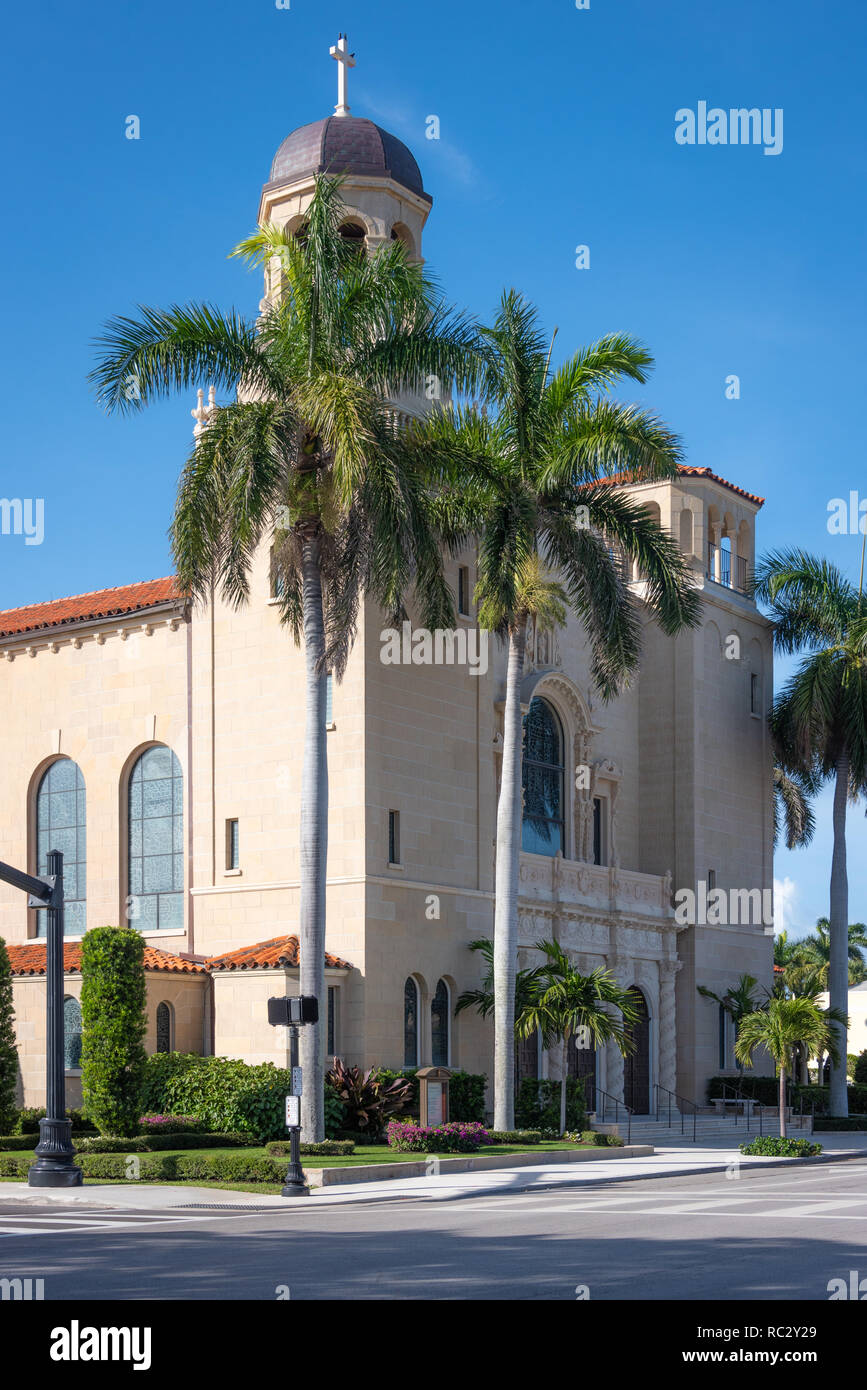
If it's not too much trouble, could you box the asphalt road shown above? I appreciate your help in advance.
[3,1160,867,1300]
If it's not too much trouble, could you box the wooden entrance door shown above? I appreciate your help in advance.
[623,987,650,1114]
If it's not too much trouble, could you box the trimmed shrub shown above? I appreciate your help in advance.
[266,1139,355,1157]
[80,926,147,1136]
[0,1154,31,1178]
[334,1129,388,1146]
[386,1120,490,1154]
[0,1134,38,1151]
[740,1136,822,1157]
[813,1116,867,1132]
[854,1052,867,1086]
[375,1068,487,1123]
[569,1130,625,1147]
[12,1107,95,1136]
[486,1130,542,1145]
[0,939,17,1133]
[515,1077,586,1134]
[141,1053,321,1142]
[74,1131,257,1153]
[707,1074,779,1106]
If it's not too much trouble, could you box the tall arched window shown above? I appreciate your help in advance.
[63,996,82,1070]
[36,760,86,937]
[404,977,419,1068]
[128,746,184,932]
[156,1001,173,1054]
[521,698,565,856]
[431,979,450,1066]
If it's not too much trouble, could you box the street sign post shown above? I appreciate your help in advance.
[268,995,318,1197]
[0,852,82,1187]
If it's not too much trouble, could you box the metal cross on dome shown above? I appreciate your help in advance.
[330,33,356,117]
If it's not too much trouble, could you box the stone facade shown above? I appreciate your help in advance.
[0,107,774,1115]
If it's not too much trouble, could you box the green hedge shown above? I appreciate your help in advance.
[75,1131,258,1153]
[374,1069,487,1123]
[266,1140,355,1157]
[486,1129,542,1145]
[0,938,17,1133]
[12,1107,95,1136]
[515,1078,586,1134]
[813,1116,867,1132]
[141,1053,305,1142]
[0,1151,290,1183]
[0,1134,38,1151]
[707,1076,867,1114]
[572,1130,625,1148]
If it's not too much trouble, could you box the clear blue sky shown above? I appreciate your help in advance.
[1,0,864,935]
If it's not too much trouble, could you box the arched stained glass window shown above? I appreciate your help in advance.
[63,996,82,1070]
[36,760,86,937]
[156,1002,172,1054]
[128,746,184,932]
[521,698,565,856]
[431,979,449,1067]
[404,977,419,1068]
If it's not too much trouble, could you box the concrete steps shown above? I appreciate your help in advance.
[591,1110,813,1144]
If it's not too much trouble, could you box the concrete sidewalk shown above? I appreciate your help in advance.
[3,1132,865,1211]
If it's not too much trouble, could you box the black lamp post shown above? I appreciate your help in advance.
[0,851,82,1187]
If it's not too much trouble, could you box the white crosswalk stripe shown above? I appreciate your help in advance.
[0,1211,219,1237]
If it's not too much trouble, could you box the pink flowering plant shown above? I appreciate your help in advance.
[138,1113,204,1134]
[387,1120,492,1154]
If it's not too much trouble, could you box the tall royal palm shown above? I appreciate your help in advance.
[754,550,867,1116]
[414,292,701,1128]
[90,178,480,1139]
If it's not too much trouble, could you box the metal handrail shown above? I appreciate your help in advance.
[716,1081,762,1133]
[584,1080,634,1146]
[654,1083,699,1143]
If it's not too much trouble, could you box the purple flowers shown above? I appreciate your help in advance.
[387,1120,492,1154]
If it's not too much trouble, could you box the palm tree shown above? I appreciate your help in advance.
[90,178,481,1139]
[792,918,867,991]
[754,550,867,1116]
[773,763,816,850]
[519,941,638,1135]
[697,975,768,1072]
[414,292,701,1127]
[735,996,844,1137]
[455,937,548,1081]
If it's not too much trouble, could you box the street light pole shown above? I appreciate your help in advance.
[27,850,82,1187]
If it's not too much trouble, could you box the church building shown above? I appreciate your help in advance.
[0,44,774,1118]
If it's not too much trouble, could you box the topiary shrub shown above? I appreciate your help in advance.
[80,926,147,1137]
[739,1136,822,1157]
[0,939,18,1133]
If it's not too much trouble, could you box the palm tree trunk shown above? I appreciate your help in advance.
[779,1064,787,1140]
[298,533,328,1142]
[493,623,526,1131]
[560,1037,569,1136]
[829,755,850,1118]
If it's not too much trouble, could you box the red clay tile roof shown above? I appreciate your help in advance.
[597,465,764,508]
[0,577,185,639]
[207,936,352,972]
[6,941,206,976]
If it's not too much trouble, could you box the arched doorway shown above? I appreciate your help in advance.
[623,987,651,1114]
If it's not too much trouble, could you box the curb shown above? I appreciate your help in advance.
[305,1143,654,1187]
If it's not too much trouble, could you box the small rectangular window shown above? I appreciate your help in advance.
[388,809,401,865]
[708,868,716,891]
[718,1004,727,1069]
[458,565,470,617]
[327,986,336,1056]
[593,798,604,866]
[325,672,333,725]
[226,819,239,871]
[750,672,760,715]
